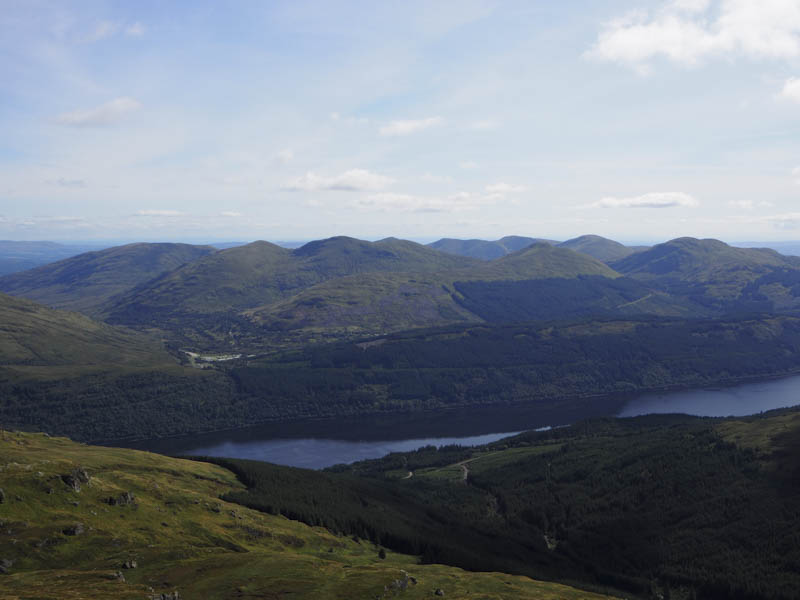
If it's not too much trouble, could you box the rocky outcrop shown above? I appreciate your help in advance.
[62,522,85,536]
[61,467,90,492]
[106,491,136,506]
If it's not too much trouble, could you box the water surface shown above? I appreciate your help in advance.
[125,375,800,469]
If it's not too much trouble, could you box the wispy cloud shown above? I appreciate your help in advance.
[135,209,184,217]
[47,178,86,188]
[485,182,526,194]
[57,97,142,127]
[125,22,145,36]
[587,192,698,209]
[587,0,800,73]
[274,149,294,164]
[352,191,502,213]
[379,116,443,136]
[780,78,800,103]
[283,169,394,192]
[220,211,243,217]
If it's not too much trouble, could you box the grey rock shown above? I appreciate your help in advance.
[0,488,4,503]
[122,559,138,569]
[435,589,445,596]
[0,559,13,574]
[106,491,136,506]
[63,522,85,536]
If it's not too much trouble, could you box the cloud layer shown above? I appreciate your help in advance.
[589,192,698,209]
[588,0,800,71]
[57,97,142,127]
[284,169,395,192]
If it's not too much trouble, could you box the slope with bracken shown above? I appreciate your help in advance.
[0,430,614,600]
[243,243,691,349]
[0,242,215,315]
[611,237,800,312]
[556,234,642,263]
[427,235,558,260]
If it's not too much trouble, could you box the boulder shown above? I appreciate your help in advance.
[63,523,85,536]
[0,559,13,574]
[0,488,4,503]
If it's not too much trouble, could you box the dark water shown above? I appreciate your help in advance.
[123,397,624,469]
[618,376,800,418]
[124,375,800,469]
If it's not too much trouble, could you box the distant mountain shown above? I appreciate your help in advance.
[612,237,800,311]
[103,237,480,335]
[557,234,640,263]
[0,242,216,315]
[243,244,643,347]
[0,240,107,276]
[428,236,558,260]
[0,292,173,369]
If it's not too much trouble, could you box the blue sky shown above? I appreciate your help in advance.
[2,0,800,243]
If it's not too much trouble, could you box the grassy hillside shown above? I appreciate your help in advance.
[557,234,639,263]
[103,237,479,326]
[428,236,558,260]
[0,292,173,369]
[0,431,613,600]
[0,240,104,276]
[0,242,215,315]
[218,409,800,600]
[611,238,800,311]
[241,243,625,349]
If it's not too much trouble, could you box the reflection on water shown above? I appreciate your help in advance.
[122,397,624,469]
[618,375,800,418]
[120,375,800,469]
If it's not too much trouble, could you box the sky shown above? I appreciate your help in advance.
[3,0,800,244]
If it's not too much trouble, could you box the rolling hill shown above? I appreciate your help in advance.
[241,243,632,347]
[0,431,611,600]
[611,237,800,311]
[0,240,106,276]
[0,242,215,315]
[428,235,559,260]
[556,234,641,263]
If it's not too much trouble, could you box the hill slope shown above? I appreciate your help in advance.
[103,237,479,324]
[557,234,639,263]
[428,235,558,260]
[0,431,612,600]
[611,237,800,311]
[242,243,626,347]
[0,240,106,276]
[0,292,173,369]
[0,242,215,315]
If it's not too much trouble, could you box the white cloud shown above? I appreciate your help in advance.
[352,191,502,213]
[780,78,800,102]
[57,97,142,127]
[86,21,119,42]
[220,211,243,217]
[793,166,800,183]
[135,209,184,217]
[125,22,145,36]
[729,199,774,210]
[469,119,499,131]
[459,161,478,169]
[274,149,294,164]
[420,173,454,184]
[47,178,86,188]
[485,182,526,194]
[283,169,394,192]
[379,116,443,136]
[588,0,800,71]
[588,192,698,209]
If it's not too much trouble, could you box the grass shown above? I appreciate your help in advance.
[0,430,617,600]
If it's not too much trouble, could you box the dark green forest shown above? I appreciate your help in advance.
[204,410,800,600]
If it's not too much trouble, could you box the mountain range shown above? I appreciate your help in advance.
[3,234,800,354]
